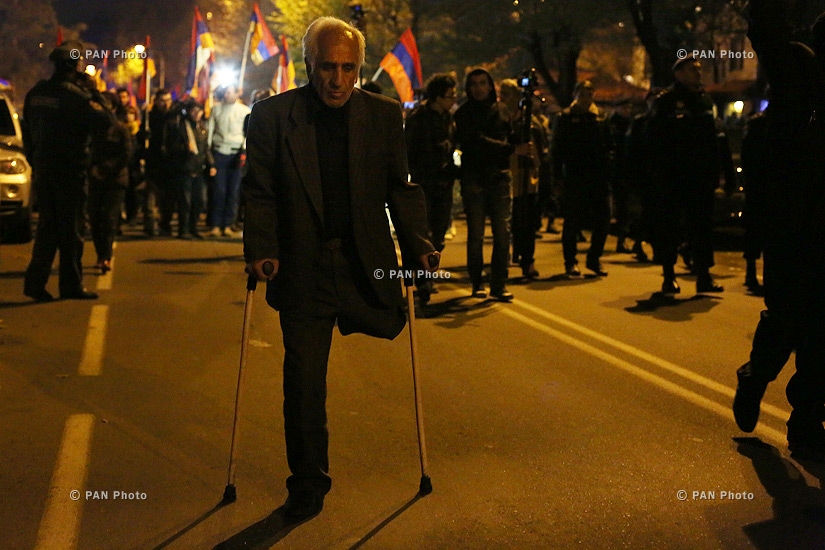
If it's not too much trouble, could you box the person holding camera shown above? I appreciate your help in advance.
[551,80,613,278]
[499,78,545,279]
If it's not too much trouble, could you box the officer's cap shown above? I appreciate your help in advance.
[672,55,700,72]
[49,40,85,64]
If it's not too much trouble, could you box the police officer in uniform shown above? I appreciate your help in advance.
[551,80,613,278]
[22,41,111,302]
[646,56,725,294]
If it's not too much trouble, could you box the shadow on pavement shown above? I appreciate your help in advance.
[622,292,722,321]
[347,494,423,549]
[151,502,225,549]
[734,437,825,549]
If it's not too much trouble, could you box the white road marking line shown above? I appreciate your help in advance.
[34,414,95,550]
[492,300,788,447]
[507,298,790,423]
[78,305,108,376]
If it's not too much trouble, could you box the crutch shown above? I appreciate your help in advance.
[404,253,439,496]
[223,261,274,504]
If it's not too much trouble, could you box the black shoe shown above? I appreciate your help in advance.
[490,288,514,302]
[732,362,768,433]
[661,278,681,294]
[788,412,825,463]
[472,285,487,299]
[565,264,582,279]
[60,289,99,300]
[616,240,632,253]
[24,289,55,303]
[696,275,724,293]
[281,492,324,523]
[522,264,539,279]
[586,260,608,277]
[632,242,650,262]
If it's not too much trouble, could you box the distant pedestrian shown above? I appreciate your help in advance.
[208,84,250,237]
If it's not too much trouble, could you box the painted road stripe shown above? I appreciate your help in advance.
[506,298,790,423]
[492,299,788,447]
[34,414,95,550]
[78,305,109,376]
[446,287,788,445]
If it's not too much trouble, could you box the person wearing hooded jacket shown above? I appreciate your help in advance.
[454,68,531,301]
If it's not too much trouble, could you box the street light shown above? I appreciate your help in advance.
[134,44,145,54]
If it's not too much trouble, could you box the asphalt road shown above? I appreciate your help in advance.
[1,220,824,549]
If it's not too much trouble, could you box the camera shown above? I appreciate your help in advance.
[518,69,537,90]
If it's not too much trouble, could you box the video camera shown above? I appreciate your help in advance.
[518,69,538,92]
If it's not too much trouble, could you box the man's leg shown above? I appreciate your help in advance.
[487,178,512,296]
[279,309,336,498]
[461,176,486,294]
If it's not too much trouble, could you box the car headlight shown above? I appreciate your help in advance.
[0,157,28,174]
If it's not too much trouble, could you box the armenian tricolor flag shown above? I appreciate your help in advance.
[378,28,423,103]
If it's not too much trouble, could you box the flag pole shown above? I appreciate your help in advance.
[239,21,254,97]
[371,67,384,81]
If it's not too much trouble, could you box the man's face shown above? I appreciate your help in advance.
[118,91,130,106]
[675,61,702,89]
[222,86,239,104]
[435,86,457,113]
[308,31,360,108]
[467,74,491,102]
[157,93,172,112]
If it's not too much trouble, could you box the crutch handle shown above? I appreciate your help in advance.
[246,261,276,291]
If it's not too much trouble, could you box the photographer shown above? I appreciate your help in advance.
[499,77,545,279]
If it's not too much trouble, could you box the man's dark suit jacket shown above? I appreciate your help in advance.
[243,84,433,312]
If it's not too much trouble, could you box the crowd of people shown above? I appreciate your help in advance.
[405,56,739,304]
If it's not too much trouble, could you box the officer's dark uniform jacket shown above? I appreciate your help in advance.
[90,120,133,188]
[551,103,612,187]
[23,73,110,176]
[748,2,825,238]
[404,100,456,186]
[647,82,720,191]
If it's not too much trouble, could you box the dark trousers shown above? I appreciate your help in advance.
[461,171,511,291]
[24,172,87,295]
[561,182,610,267]
[176,173,205,236]
[88,177,125,261]
[422,180,454,253]
[749,237,825,419]
[651,183,715,271]
[211,151,243,230]
[512,194,538,268]
[277,241,406,496]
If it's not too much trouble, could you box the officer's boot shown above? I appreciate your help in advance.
[745,259,762,292]
[661,263,680,294]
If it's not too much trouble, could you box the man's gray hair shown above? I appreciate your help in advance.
[302,16,366,69]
